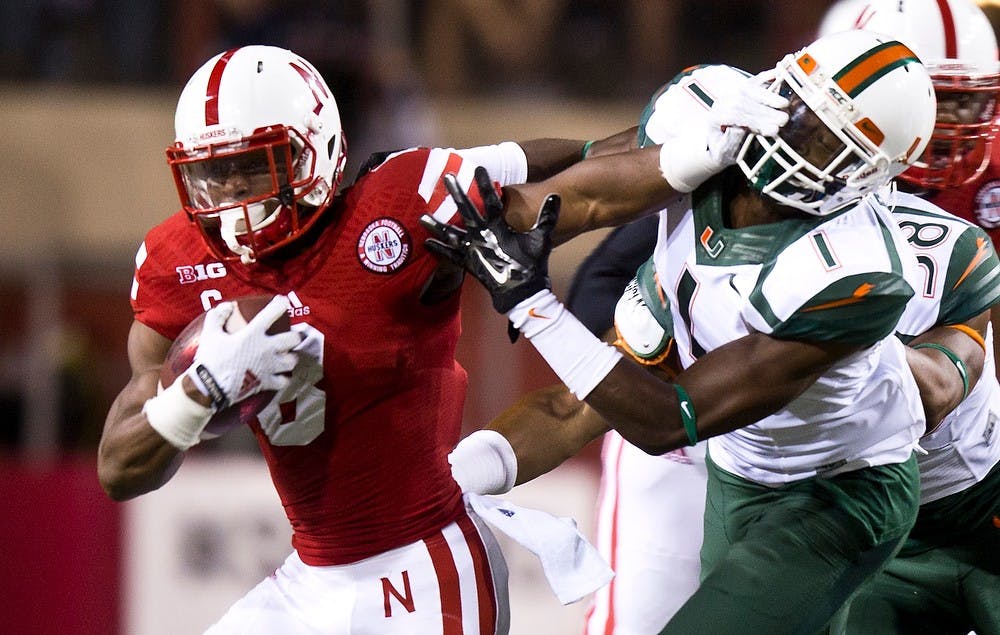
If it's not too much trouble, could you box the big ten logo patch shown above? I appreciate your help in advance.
[357,218,411,274]
[177,262,227,284]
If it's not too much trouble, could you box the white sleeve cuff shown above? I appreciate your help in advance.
[143,378,213,451]
[449,429,518,495]
[456,142,529,186]
[658,138,717,193]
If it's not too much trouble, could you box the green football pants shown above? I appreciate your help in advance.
[658,453,920,635]
[837,461,1000,635]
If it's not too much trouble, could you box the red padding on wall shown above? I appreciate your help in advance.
[0,453,122,635]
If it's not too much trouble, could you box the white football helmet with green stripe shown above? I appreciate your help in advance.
[737,29,936,215]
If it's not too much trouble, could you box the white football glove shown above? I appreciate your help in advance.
[187,295,301,410]
[660,69,789,193]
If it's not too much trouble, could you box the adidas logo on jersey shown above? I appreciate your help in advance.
[287,291,311,317]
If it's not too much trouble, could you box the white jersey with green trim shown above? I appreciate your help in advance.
[888,189,1000,503]
[651,188,925,486]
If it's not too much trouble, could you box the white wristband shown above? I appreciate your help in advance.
[449,429,518,495]
[143,377,214,451]
[658,137,719,193]
[508,290,622,399]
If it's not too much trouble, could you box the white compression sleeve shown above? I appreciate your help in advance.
[658,135,720,193]
[508,290,622,399]
[455,141,529,186]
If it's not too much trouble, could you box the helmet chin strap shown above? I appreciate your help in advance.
[219,210,257,264]
[218,201,281,264]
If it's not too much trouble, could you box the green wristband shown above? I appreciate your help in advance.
[674,383,698,446]
[913,342,970,400]
[581,140,595,160]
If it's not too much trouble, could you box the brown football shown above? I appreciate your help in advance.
[159,294,291,439]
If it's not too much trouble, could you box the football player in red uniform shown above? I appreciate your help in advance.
[96,45,602,634]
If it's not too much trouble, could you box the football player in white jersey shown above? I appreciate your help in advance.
[476,2,1000,633]
[569,2,1000,628]
[815,2,1000,633]
[426,29,963,634]
[829,188,1000,635]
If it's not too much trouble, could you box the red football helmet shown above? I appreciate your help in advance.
[821,0,1000,189]
[167,46,347,264]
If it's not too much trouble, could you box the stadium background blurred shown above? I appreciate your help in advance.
[0,2,875,632]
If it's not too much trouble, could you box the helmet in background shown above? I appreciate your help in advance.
[737,29,936,215]
[820,0,1000,189]
[816,0,873,38]
[167,46,347,263]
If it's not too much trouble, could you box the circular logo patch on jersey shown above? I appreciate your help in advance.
[974,179,1000,229]
[357,217,411,273]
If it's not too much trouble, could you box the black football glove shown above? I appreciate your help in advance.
[421,166,560,314]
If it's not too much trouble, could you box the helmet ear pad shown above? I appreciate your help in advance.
[168,46,346,262]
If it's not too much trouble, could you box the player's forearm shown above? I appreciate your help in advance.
[519,138,593,181]
[98,392,183,500]
[585,126,640,158]
[489,384,609,484]
[584,332,847,455]
[519,127,641,183]
[583,359,691,455]
[504,145,672,246]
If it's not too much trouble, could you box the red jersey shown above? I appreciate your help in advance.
[132,147,496,565]
[924,150,1000,249]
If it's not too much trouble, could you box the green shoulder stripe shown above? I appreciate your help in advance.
[637,65,709,148]
[635,257,674,333]
[772,272,913,344]
[939,225,1000,324]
